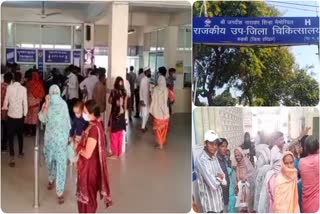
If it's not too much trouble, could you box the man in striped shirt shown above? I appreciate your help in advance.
[196,130,227,213]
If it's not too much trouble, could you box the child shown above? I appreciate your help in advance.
[68,100,88,164]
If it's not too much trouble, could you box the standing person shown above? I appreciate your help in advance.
[64,67,79,119]
[2,72,28,167]
[38,85,70,204]
[241,132,255,166]
[195,130,227,213]
[24,72,45,136]
[108,77,127,159]
[139,67,151,133]
[157,66,167,84]
[149,76,169,150]
[217,138,230,213]
[128,66,136,121]
[93,72,107,124]
[234,147,255,213]
[166,68,176,115]
[134,68,144,118]
[80,68,98,101]
[225,148,236,213]
[1,72,13,151]
[76,100,112,213]
[273,151,299,213]
[299,135,319,213]
[125,73,132,122]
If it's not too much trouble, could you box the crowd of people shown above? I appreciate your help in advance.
[1,62,177,212]
[195,129,319,213]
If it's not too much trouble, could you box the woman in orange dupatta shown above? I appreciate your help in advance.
[273,151,299,213]
[25,71,45,136]
[150,76,169,150]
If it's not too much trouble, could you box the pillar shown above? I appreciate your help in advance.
[83,23,94,75]
[107,1,129,87]
[105,2,129,154]
[163,26,178,69]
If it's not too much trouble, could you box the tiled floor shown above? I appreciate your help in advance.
[1,113,191,213]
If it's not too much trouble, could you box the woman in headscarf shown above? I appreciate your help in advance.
[241,132,255,166]
[75,100,112,213]
[108,76,127,159]
[38,85,70,204]
[273,151,299,213]
[234,147,255,212]
[254,143,271,212]
[25,71,45,136]
[149,76,170,150]
[299,135,319,213]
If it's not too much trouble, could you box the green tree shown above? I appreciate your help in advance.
[212,89,237,106]
[193,1,319,106]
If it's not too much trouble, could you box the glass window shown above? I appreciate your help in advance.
[73,25,82,49]
[15,23,40,46]
[42,25,71,45]
[6,22,15,47]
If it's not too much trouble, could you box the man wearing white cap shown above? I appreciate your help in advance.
[139,67,151,132]
[195,130,227,213]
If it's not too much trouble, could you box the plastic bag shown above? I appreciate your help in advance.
[235,180,250,208]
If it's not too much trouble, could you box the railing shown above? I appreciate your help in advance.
[33,121,40,208]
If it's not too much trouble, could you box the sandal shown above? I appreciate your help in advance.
[57,196,64,204]
[47,181,54,190]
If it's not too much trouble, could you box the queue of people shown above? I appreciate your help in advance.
[1,62,177,212]
[195,129,319,213]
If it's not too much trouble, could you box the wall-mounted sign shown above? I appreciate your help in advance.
[6,48,15,64]
[193,17,319,45]
[45,50,71,63]
[73,50,81,67]
[84,48,94,66]
[16,49,36,63]
[37,49,44,74]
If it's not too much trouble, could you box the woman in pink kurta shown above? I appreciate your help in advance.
[299,135,319,213]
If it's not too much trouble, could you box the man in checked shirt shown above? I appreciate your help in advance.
[196,130,227,213]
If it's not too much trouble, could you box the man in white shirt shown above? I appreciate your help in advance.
[139,67,151,132]
[2,72,28,167]
[196,130,227,213]
[79,68,99,101]
[134,68,144,118]
[64,67,79,118]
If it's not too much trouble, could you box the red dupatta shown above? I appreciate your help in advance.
[26,72,45,99]
[76,120,112,208]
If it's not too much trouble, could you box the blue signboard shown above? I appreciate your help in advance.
[37,49,44,74]
[6,48,15,64]
[193,17,320,45]
[73,50,81,67]
[45,50,71,63]
[16,49,36,63]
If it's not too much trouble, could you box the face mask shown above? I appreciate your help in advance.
[82,112,90,121]
[50,94,60,104]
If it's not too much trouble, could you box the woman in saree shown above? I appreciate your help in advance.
[234,147,255,212]
[273,151,299,213]
[25,71,45,136]
[76,100,112,213]
[149,76,169,150]
[38,85,70,204]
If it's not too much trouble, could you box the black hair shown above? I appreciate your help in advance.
[300,135,309,158]
[14,72,22,82]
[4,72,13,84]
[169,68,176,73]
[305,135,319,155]
[73,99,84,110]
[242,132,251,149]
[138,68,143,75]
[99,72,106,81]
[218,138,229,147]
[130,66,134,72]
[158,66,167,76]
[114,76,124,90]
[85,100,101,118]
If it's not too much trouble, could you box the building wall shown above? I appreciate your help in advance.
[193,108,244,157]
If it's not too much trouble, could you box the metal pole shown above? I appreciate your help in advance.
[33,121,40,208]
[193,76,198,104]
